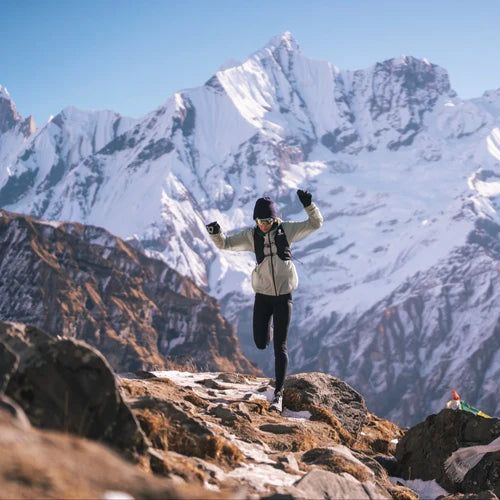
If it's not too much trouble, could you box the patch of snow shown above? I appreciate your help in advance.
[37,219,63,228]
[151,370,312,424]
[390,478,449,499]
[282,409,312,420]
[104,492,134,500]
[228,462,302,491]
[204,481,220,491]
[486,127,500,160]
[227,433,275,464]
[0,85,10,99]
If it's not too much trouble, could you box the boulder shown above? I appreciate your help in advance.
[4,333,148,461]
[462,450,500,498]
[0,322,53,403]
[293,468,391,499]
[209,404,239,423]
[395,409,500,494]
[284,372,367,436]
[0,321,52,361]
[445,440,500,498]
[302,446,375,483]
[303,446,370,467]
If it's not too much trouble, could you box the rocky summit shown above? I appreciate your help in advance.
[0,209,258,375]
[1,318,499,499]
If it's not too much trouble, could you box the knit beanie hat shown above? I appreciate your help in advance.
[253,197,277,219]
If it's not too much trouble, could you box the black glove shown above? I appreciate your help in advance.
[297,189,312,207]
[206,221,221,235]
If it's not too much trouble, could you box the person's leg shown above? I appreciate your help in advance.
[253,293,273,350]
[272,293,292,395]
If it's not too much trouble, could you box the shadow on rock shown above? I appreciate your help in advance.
[284,372,367,437]
[0,321,148,461]
[395,408,500,497]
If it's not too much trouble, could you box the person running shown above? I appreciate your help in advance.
[206,189,323,412]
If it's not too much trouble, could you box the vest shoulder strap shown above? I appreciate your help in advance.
[253,224,291,263]
[254,228,265,264]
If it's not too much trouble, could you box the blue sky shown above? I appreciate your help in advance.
[2,0,499,126]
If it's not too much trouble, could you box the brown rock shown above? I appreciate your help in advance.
[209,404,240,423]
[260,423,303,434]
[293,468,391,499]
[131,396,243,466]
[284,372,367,436]
[121,374,410,496]
[216,373,250,384]
[354,412,404,457]
[0,410,218,499]
[302,446,373,482]
[4,334,148,461]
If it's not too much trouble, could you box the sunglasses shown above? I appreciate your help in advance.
[256,217,274,225]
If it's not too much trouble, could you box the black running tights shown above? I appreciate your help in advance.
[253,292,292,394]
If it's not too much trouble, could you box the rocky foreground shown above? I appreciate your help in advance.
[0,320,499,499]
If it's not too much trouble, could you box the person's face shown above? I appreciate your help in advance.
[256,217,275,233]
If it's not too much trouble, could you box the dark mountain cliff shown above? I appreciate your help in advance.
[0,209,259,374]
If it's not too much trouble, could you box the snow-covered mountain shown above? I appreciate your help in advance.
[1,32,499,425]
[0,86,36,189]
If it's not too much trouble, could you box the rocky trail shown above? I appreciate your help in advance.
[0,320,498,499]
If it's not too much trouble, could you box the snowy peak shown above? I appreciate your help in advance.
[50,105,125,131]
[0,85,11,100]
[0,85,36,138]
[246,31,302,65]
[332,55,454,151]
[217,58,241,72]
[477,88,500,115]
[265,30,301,54]
[371,55,452,96]
[0,87,22,134]
[0,105,136,216]
[209,38,454,155]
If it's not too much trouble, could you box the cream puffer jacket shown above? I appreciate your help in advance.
[209,203,323,296]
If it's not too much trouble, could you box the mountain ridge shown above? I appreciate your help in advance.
[0,208,259,375]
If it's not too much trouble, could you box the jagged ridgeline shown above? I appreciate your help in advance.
[0,209,259,374]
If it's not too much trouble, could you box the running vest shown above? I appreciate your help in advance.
[254,224,291,264]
